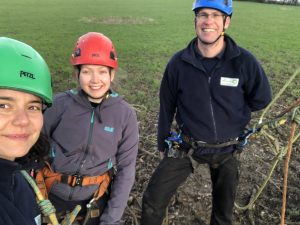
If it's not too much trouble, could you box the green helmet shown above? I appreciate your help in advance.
[0,37,52,106]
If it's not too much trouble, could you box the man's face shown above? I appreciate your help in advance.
[195,8,230,45]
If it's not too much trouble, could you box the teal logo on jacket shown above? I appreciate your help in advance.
[104,126,114,133]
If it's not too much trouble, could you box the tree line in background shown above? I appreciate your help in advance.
[237,0,299,5]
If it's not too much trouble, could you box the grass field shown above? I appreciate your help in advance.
[1,1,299,224]
[1,0,299,110]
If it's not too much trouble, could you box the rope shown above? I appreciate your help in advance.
[234,130,300,211]
[38,199,56,217]
[235,67,300,211]
[20,170,60,225]
[21,170,82,225]
[61,205,82,225]
[258,67,300,124]
[280,121,297,225]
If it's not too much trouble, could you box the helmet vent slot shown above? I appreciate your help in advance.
[21,54,32,59]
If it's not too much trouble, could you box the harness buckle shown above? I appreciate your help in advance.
[72,174,83,186]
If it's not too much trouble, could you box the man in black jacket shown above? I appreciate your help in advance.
[141,0,271,224]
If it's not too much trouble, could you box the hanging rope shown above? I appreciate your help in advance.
[21,170,60,225]
[280,121,297,225]
[234,119,300,211]
[21,170,81,225]
[258,67,300,124]
[235,67,300,211]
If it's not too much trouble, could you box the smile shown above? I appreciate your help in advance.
[202,28,215,32]
[89,86,102,90]
[4,134,30,141]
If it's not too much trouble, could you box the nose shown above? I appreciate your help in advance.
[12,109,30,126]
[90,72,100,83]
[203,15,215,23]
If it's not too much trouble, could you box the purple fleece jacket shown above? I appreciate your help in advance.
[43,89,139,225]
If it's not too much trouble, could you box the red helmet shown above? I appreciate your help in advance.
[71,32,118,68]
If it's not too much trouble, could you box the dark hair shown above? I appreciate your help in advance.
[15,133,50,170]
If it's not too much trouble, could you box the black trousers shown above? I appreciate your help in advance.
[141,152,239,225]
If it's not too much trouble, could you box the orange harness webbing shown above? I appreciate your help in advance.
[35,163,111,200]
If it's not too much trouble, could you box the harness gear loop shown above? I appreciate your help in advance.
[82,198,97,225]
[186,148,199,170]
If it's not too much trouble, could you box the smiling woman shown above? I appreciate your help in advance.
[0,37,53,225]
[0,90,43,161]
[41,32,139,225]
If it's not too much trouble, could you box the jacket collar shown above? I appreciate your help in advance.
[0,158,21,185]
[181,34,241,70]
[66,88,123,123]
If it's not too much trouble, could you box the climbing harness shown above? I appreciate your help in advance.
[182,134,239,149]
[164,105,297,170]
[32,162,113,225]
[164,130,239,170]
[165,130,242,159]
[35,162,112,201]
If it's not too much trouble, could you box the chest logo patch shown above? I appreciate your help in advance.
[104,126,114,133]
[220,77,239,87]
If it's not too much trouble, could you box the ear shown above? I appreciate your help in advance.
[73,66,80,79]
[110,69,115,82]
[224,16,231,30]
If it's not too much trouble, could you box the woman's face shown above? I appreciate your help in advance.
[0,89,43,161]
[79,65,115,103]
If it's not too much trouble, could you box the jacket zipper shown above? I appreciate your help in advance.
[68,109,95,200]
[208,76,218,141]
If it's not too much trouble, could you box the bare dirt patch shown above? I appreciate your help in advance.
[79,16,155,25]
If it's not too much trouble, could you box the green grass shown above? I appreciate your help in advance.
[0,0,299,108]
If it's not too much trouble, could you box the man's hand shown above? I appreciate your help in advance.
[159,151,165,159]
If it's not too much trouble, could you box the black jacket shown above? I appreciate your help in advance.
[0,159,40,225]
[158,35,272,151]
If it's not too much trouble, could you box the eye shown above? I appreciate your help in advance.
[98,68,110,75]
[212,13,223,18]
[99,70,108,75]
[0,103,9,109]
[81,69,91,75]
[28,104,42,111]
